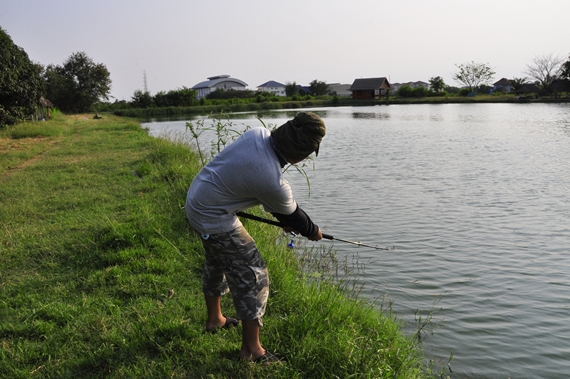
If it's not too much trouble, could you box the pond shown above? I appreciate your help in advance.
[143,103,570,378]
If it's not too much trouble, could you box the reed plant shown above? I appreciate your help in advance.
[0,114,433,378]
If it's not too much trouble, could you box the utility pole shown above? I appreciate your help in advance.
[143,70,148,93]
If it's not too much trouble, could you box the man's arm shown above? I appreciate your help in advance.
[271,205,322,241]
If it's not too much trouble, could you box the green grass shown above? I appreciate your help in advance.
[0,114,431,378]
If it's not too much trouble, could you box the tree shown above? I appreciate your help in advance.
[524,53,564,91]
[429,76,446,92]
[477,84,493,94]
[309,79,329,96]
[444,86,460,94]
[285,82,298,97]
[171,86,197,106]
[131,90,152,108]
[153,87,198,106]
[44,51,111,113]
[560,53,570,80]
[452,61,495,93]
[396,85,413,97]
[0,27,43,127]
[206,88,253,100]
[510,77,528,92]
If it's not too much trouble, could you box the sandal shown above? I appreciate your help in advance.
[253,351,283,365]
[206,316,239,332]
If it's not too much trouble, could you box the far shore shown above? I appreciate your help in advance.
[109,94,570,120]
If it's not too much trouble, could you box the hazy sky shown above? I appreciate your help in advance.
[2,0,569,101]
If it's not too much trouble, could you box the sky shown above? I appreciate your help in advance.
[2,0,569,101]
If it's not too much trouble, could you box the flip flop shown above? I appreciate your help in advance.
[253,351,283,365]
[206,316,239,332]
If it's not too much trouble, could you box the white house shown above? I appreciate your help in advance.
[191,75,248,99]
[257,81,286,96]
[390,81,429,94]
[327,83,352,96]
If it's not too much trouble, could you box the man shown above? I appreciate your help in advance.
[185,112,326,363]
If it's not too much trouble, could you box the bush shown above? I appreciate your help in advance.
[397,85,413,97]
[412,86,428,97]
[397,85,428,98]
[459,88,471,96]
[206,88,255,100]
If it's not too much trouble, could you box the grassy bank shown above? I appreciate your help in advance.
[0,114,432,378]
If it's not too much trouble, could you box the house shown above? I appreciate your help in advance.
[493,78,512,93]
[191,75,248,99]
[515,83,540,99]
[257,81,286,96]
[390,81,428,94]
[349,77,391,99]
[409,81,429,89]
[548,79,570,97]
[327,83,352,96]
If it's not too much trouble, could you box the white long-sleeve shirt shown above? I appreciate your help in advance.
[185,127,298,234]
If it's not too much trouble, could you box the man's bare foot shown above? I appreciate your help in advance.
[206,316,239,332]
[239,347,266,361]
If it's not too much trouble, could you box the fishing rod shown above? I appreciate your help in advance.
[236,212,394,251]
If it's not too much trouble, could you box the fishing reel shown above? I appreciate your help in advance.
[286,231,298,249]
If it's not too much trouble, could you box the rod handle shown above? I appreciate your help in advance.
[322,233,334,240]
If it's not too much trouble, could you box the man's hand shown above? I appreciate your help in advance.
[282,226,296,234]
[307,228,323,241]
[282,226,322,241]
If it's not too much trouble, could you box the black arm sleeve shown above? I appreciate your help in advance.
[271,205,319,238]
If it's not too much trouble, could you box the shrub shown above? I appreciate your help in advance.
[397,85,413,97]
[412,86,428,97]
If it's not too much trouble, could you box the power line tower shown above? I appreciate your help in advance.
[143,70,148,93]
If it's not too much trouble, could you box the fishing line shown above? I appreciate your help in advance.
[236,212,394,251]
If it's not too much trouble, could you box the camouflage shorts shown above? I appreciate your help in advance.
[199,225,270,322]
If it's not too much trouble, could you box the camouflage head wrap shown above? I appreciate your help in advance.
[271,112,326,161]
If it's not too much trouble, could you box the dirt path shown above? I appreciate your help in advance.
[0,137,62,179]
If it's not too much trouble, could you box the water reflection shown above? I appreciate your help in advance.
[351,111,390,119]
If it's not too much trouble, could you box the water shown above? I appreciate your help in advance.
[143,103,570,378]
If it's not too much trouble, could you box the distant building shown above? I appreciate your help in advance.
[257,80,286,96]
[409,81,429,89]
[349,77,391,99]
[516,83,540,97]
[391,81,429,94]
[192,75,248,99]
[327,83,352,96]
[547,79,570,97]
[493,78,512,93]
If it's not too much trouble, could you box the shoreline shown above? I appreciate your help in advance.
[0,114,435,378]
[111,95,570,120]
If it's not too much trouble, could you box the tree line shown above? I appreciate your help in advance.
[1,27,113,127]
[122,79,331,111]
[398,56,570,98]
